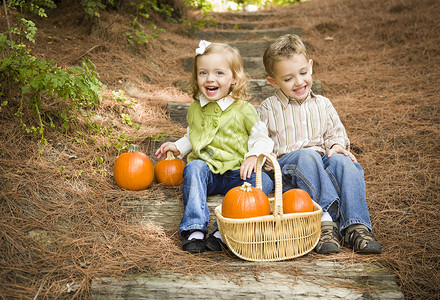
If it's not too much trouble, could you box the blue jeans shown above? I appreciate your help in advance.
[180,159,274,236]
[278,149,372,236]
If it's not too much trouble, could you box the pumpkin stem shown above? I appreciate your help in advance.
[166,151,176,160]
[239,182,253,192]
[128,144,140,153]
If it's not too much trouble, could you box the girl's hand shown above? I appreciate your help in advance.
[240,155,257,180]
[155,142,180,160]
[328,144,357,163]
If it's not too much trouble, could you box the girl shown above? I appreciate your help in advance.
[155,40,274,253]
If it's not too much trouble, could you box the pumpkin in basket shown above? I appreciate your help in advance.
[282,189,313,213]
[113,144,154,191]
[154,151,186,186]
[222,182,270,219]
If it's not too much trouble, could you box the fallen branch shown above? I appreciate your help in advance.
[73,45,102,63]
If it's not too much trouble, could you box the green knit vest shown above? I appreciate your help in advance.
[186,100,259,174]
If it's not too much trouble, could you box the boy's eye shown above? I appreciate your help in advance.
[284,78,292,82]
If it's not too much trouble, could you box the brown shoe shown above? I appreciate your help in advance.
[345,225,382,254]
[314,221,341,254]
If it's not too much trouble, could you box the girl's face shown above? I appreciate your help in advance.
[267,54,313,103]
[196,53,236,101]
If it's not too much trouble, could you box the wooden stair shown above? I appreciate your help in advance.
[92,260,403,299]
[94,194,403,299]
[90,10,404,299]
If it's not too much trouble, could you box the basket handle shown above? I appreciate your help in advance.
[255,153,283,217]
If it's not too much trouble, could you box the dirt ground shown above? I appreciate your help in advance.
[1,0,439,299]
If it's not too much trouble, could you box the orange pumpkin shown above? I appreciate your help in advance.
[113,144,154,191]
[282,189,314,214]
[154,151,186,186]
[222,182,270,219]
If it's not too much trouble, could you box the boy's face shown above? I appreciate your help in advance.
[267,54,313,103]
[196,53,236,102]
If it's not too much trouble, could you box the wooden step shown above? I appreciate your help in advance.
[184,40,271,60]
[91,260,404,299]
[192,27,302,41]
[169,80,323,127]
[183,39,309,63]
[209,12,279,21]
[213,22,258,30]
[97,194,404,300]
[123,194,223,233]
[228,40,271,57]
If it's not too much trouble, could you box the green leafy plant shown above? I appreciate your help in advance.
[125,18,165,46]
[137,0,174,21]
[1,1,107,154]
[80,0,108,18]
[184,0,214,12]
[180,15,216,35]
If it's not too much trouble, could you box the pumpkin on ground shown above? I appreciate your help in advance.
[154,151,186,186]
[113,144,154,191]
[282,189,314,214]
[222,182,270,219]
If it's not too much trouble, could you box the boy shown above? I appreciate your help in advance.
[257,34,381,254]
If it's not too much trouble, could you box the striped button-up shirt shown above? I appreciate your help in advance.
[257,89,350,157]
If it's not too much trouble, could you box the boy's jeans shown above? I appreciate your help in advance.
[180,159,274,236]
[278,149,372,236]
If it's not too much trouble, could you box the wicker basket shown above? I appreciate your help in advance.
[214,153,322,262]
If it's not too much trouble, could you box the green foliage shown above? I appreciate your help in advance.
[270,0,302,5]
[1,33,105,153]
[184,0,213,12]
[125,18,165,46]
[2,0,110,154]
[180,14,216,35]
[1,0,151,156]
[137,0,174,22]
[6,0,57,16]
[80,0,109,18]
[79,0,175,21]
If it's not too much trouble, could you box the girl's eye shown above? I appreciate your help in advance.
[216,71,224,75]
[199,71,207,76]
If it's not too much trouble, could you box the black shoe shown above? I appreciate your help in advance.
[205,232,226,251]
[182,237,206,253]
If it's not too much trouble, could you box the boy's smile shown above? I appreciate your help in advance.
[197,53,236,101]
[267,54,313,103]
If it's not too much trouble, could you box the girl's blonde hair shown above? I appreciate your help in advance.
[263,34,308,78]
[188,42,251,101]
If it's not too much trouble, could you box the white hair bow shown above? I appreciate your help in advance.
[195,40,211,55]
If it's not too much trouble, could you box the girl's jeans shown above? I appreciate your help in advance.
[278,149,372,236]
[180,159,274,236]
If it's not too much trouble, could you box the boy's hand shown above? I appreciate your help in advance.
[328,144,357,163]
[155,142,180,160]
[240,155,257,180]
[263,153,278,172]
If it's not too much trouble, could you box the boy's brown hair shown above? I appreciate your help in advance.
[188,42,251,101]
[263,34,308,78]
